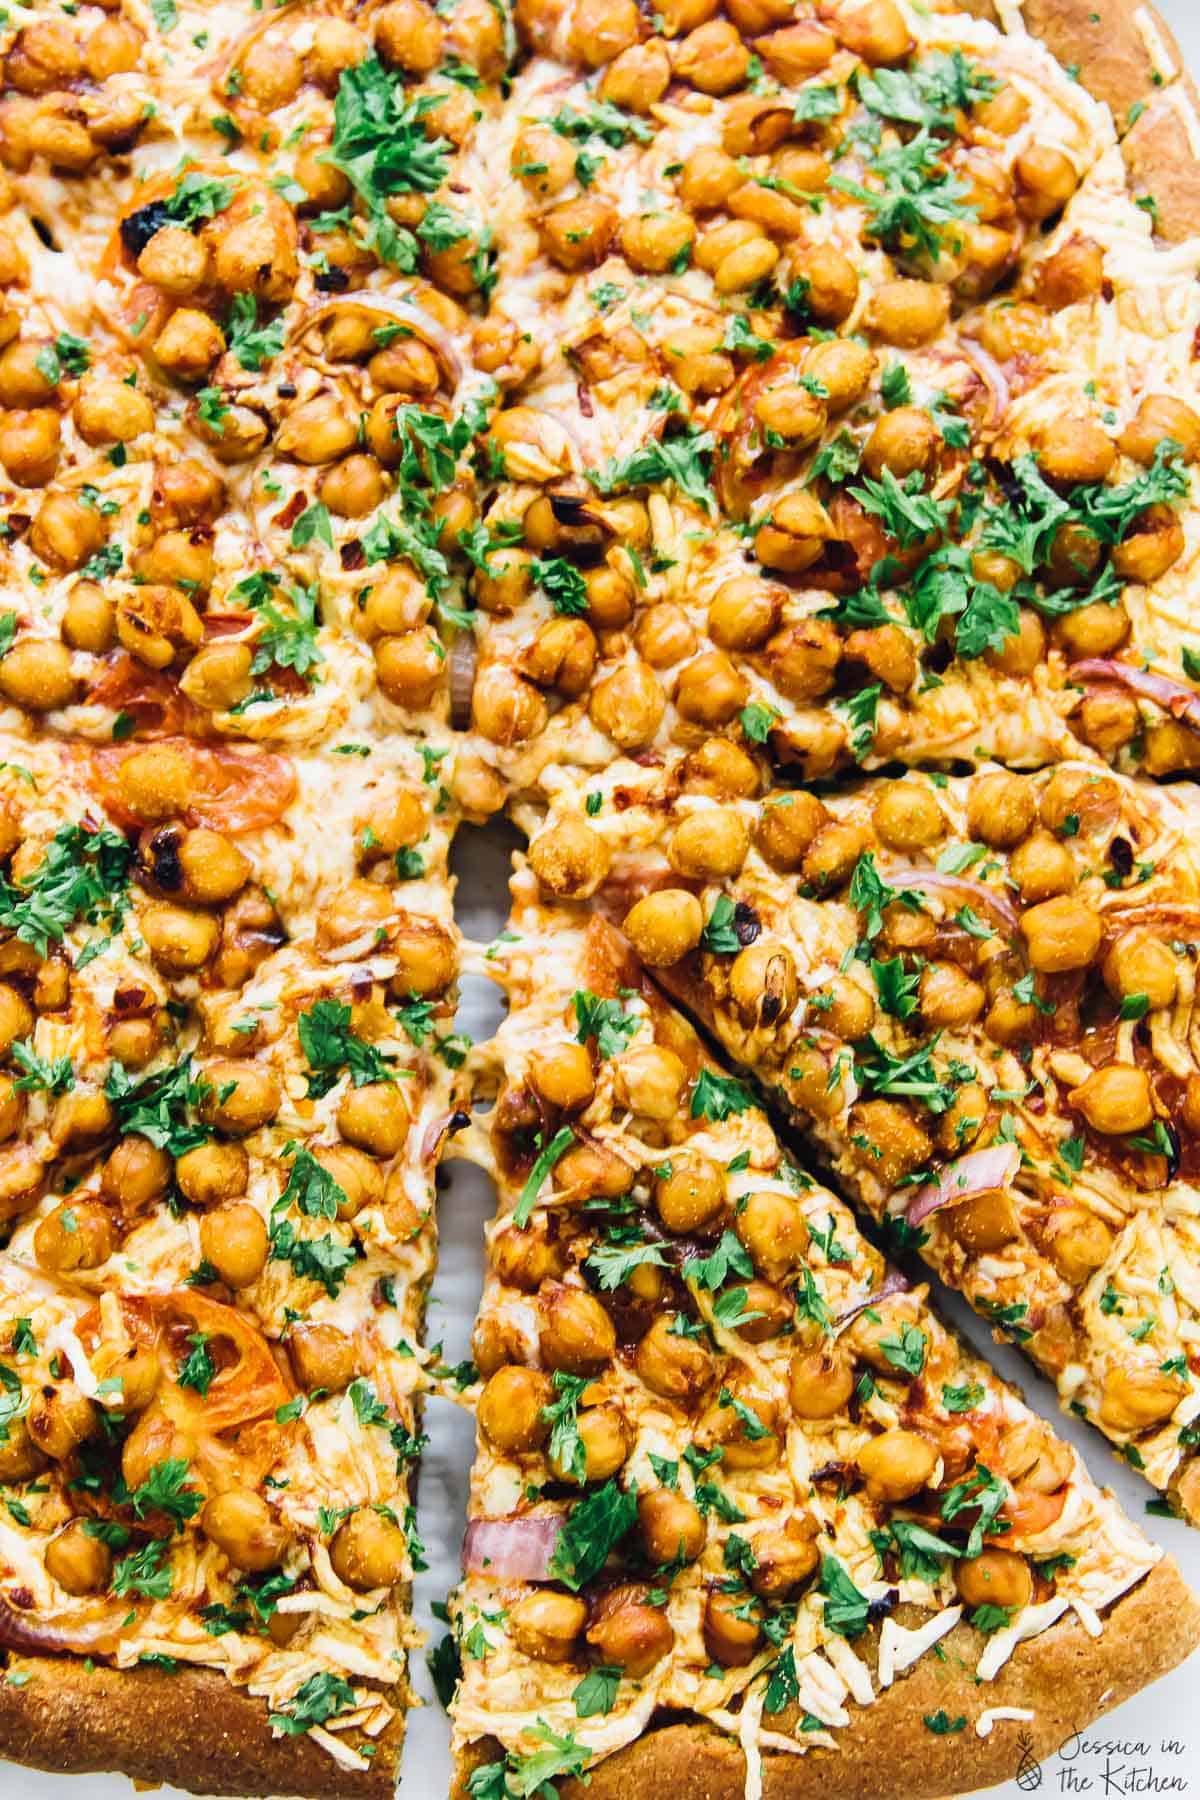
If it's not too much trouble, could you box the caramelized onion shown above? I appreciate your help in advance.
[906,1144,1022,1228]
[1069,660,1200,730]
[462,1515,561,1581]
[0,1596,122,1656]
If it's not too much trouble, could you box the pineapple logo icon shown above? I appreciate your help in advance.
[1015,1732,1043,1792]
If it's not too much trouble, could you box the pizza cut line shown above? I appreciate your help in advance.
[0,0,1197,1792]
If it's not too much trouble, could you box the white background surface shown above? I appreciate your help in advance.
[17,5,1200,1792]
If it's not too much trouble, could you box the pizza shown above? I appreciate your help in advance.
[520,749,1200,1515]
[448,875,1198,1799]
[0,0,1198,1791]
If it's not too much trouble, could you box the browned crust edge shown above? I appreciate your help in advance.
[0,1655,405,1800]
[1120,68,1200,240]
[454,1559,1199,1800]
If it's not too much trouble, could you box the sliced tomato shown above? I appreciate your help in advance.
[86,654,200,739]
[91,739,296,835]
[144,1289,291,1434]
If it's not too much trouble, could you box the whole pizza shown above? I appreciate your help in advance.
[0,0,1199,1795]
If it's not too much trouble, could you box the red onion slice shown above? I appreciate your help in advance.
[884,866,1020,934]
[906,1144,1022,1228]
[957,338,1011,428]
[462,1515,562,1582]
[0,1596,123,1655]
[448,633,477,730]
[835,1268,910,1330]
[1069,660,1200,730]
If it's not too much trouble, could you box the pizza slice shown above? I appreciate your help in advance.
[445,870,1198,1800]
[0,731,465,1795]
[519,747,1200,1517]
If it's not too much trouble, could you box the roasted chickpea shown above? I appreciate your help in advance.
[528,1043,595,1112]
[330,1506,409,1590]
[634,1313,713,1403]
[43,1517,111,1595]
[555,1402,630,1482]
[1040,1205,1114,1286]
[0,1415,44,1481]
[1038,416,1115,486]
[0,407,61,486]
[623,889,703,966]
[0,983,31,1059]
[919,961,985,1029]
[957,1548,1032,1613]
[1014,145,1079,221]
[1120,394,1200,466]
[175,1140,248,1208]
[180,641,253,713]
[1020,896,1102,973]
[638,1487,707,1564]
[729,939,798,1029]
[589,659,665,750]
[337,1081,409,1157]
[783,241,858,325]
[750,1514,820,1598]
[197,1060,280,1137]
[240,34,303,106]
[668,808,749,880]
[477,1365,552,1452]
[74,374,154,445]
[27,1382,96,1460]
[1069,1063,1154,1135]
[202,1488,288,1572]
[539,1283,615,1375]
[755,495,834,576]
[869,280,950,347]
[733,1190,806,1284]
[788,1345,854,1418]
[847,1099,932,1186]
[1103,930,1177,1011]
[857,1427,938,1501]
[1034,235,1104,311]
[655,1154,725,1233]
[1009,831,1074,903]
[0,638,77,710]
[703,1587,762,1667]
[527,816,611,900]
[803,821,870,891]
[967,772,1034,849]
[289,1322,357,1392]
[199,1202,268,1287]
[613,1044,687,1120]
[601,38,670,110]
[509,1591,587,1661]
[754,790,827,871]
[35,1199,115,1273]
[863,407,938,480]
[872,782,943,851]
[1099,1361,1186,1431]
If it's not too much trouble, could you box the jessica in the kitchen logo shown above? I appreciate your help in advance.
[1047,1730,1192,1794]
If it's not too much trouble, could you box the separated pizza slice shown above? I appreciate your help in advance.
[519,747,1200,1519]
[0,733,467,1796]
[446,869,1198,1800]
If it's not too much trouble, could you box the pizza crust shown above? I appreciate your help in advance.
[0,1657,404,1800]
[454,1560,1199,1800]
[1121,70,1200,236]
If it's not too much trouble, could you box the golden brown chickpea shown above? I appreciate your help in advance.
[601,39,671,111]
[1020,896,1102,974]
[176,829,250,906]
[685,739,760,800]
[1014,145,1079,221]
[0,637,74,713]
[289,1322,357,1392]
[1034,235,1104,311]
[48,1089,113,1152]
[633,602,695,671]
[613,1044,687,1121]
[1039,416,1116,486]
[107,1017,160,1070]
[198,1060,280,1137]
[320,454,388,518]
[35,1199,115,1274]
[307,17,367,86]
[528,1043,595,1113]
[519,617,597,698]
[1039,1204,1113,1286]
[0,1073,22,1145]
[869,280,950,347]
[707,576,781,653]
[754,18,836,82]
[668,808,749,881]
[985,605,1046,677]
[655,1154,725,1234]
[1070,1063,1154,1135]
[803,820,870,891]
[276,396,357,465]
[703,1587,762,1667]
[634,1313,713,1403]
[175,1140,248,1208]
[812,974,876,1041]
[1120,394,1200,466]
[45,1518,111,1595]
[477,1364,552,1452]
[588,1589,675,1677]
[153,309,225,382]
[27,1382,96,1461]
[375,0,443,71]
[390,920,457,999]
[863,407,939,480]
[763,615,840,698]
[528,816,611,900]
[376,631,445,710]
[623,889,703,967]
[137,225,210,296]
[0,1415,44,1481]
[509,1591,588,1661]
[957,1548,1032,1613]
[1099,1361,1186,1431]
[539,198,617,270]
[857,1427,937,1501]
[240,34,303,106]
[788,1345,853,1418]
[74,375,154,446]
[733,1190,805,1284]
[919,961,985,1029]
[330,1506,409,1591]
[729,939,799,1029]
[673,17,748,92]
[754,791,827,871]
[967,772,1035,849]
[621,211,695,274]
[559,1402,631,1482]
[99,1137,170,1209]
[1055,598,1129,659]
[872,783,943,851]
[1009,830,1074,903]
[539,1283,615,1375]
[117,744,192,822]
[337,1081,410,1158]
[1111,507,1184,584]
[751,1514,821,1599]
[674,650,748,728]
[0,407,61,486]
[947,1187,1019,1254]
[638,1487,707,1565]
[1103,930,1177,1011]
[202,1488,289,1572]
[588,659,665,750]
[755,382,826,447]
[0,983,31,1058]
[848,1099,932,1186]
[199,1203,268,1288]
[60,582,113,655]
[179,641,253,713]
